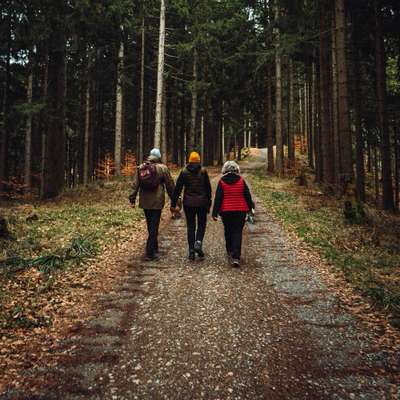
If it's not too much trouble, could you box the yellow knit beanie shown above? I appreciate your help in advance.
[188,151,201,163]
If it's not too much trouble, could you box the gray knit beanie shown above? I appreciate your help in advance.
[222,161,240,175]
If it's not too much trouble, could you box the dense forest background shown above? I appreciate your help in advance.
[1,0,400,211]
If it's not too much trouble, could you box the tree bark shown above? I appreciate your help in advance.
[0,12,12,193]
[274,2,283,175]
[114,32,124,176]
[138,15,145,164]
[154,0,166,149]
[374,1,394,210]
[267,73,275,172]
[161,82,167,162]
[352,40,366,202]
[335,0,353,191]
[221,101,225,164]
[288,60,295,168]
[41,22,66,199]
[83,67,91,186]
[189,47,198,151]
[394,124,399,210]
[319,3,335,185]
[24,62,34,191]
[331,10,341,188]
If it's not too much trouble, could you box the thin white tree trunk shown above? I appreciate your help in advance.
[275,2,283,175]
[114,33,124,175]
[248,118,252,148]
[24,68,33,191]
[138,15,145,163]
[154,0,166,149]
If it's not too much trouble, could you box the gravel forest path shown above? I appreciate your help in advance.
[3,165,399,400]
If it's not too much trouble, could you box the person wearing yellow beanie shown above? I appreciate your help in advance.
[188,151,201,164]
[171,151,212,261]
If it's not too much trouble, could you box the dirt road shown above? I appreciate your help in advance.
[2,169,399,400]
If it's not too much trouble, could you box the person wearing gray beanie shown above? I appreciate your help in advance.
[212,161,254,267]
[150,148,162,160]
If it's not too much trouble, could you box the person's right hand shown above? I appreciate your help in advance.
[212,216,218,221]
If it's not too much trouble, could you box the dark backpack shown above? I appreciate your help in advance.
[138,162,160,190]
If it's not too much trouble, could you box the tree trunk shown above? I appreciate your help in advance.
[189,47,198,151]
[374,146,379,205]
[138,15,145,164]
[200,114,204,160]
[288,60,295,168]
[313,60,323,183]
[41,24,66,199]
[394,124,399,210]
[0,12,11,193]
[274,2,283,175]
[243,109,247,149]
[114,32,124,176]
[335,0,353,191]
[299,86,305,154]
[40,48,49,195]
[154,0,166,149]
[83,71,91,185]
[331,10,341,188]
[352,43,366,202]
[24,63,33,191]
[319,3,335,185]
[374,1,394,210]
[161,82,167,162]
[267,73,274,172]
[248,118,252,148]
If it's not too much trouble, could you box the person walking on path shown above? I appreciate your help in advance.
[171,151,212,261]
[212,160,254,267]
[129,148,175,261]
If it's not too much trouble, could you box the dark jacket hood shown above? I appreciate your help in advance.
[186,163,202,173]
[221,172,241,184]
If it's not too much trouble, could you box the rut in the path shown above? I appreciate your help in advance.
[2,174,398,400]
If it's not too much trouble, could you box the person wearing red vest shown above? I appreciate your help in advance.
[212,161,254,267]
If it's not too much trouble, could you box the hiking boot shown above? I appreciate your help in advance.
[188,250,195,261]
[231,258,240,268]
[144,254,159,262]
[194,240,204,258]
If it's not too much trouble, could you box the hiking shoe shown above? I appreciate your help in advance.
[188,250,195,261]
[194,241,204,258]
[231,258,240,268]
[144,254,158,262]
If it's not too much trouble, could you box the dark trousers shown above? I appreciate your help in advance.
[144,209,162,256]
[184,206,208,250]
[221,211,247,260]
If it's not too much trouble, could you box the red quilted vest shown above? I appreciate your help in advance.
[220,177,249,212]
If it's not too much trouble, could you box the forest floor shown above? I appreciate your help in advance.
[0,159,400,399]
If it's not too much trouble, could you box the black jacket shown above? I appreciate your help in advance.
[171,163,212,209]
[212,173,254,217]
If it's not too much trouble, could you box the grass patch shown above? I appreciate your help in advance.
[0,178,143,331]
[248,171,400,317]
